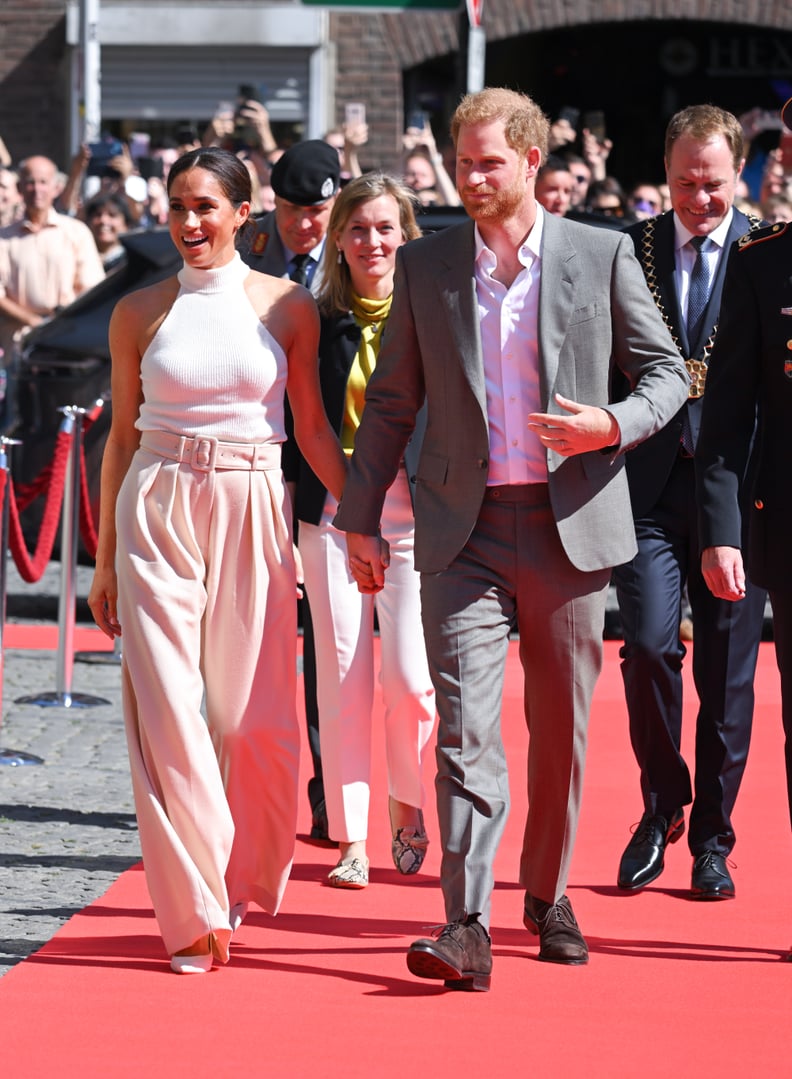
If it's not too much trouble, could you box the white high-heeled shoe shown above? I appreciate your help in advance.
[230,902,249,933]
[170,952,213,975]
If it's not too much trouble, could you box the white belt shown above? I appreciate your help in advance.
[139,431,281,472]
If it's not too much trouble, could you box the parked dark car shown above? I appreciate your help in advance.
[3,228,180,555]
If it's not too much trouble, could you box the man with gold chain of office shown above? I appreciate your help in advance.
[611,104,767,901]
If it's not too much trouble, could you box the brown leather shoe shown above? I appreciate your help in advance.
[406,916,492,991]
[523,893,589,965]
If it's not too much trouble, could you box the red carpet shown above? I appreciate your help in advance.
[3,624,115,651]
[1,641,790,1077]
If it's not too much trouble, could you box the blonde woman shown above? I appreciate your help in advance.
[291,173,435,887]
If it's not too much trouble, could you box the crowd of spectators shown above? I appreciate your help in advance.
[538,102,792,228]
[0,93,790,369]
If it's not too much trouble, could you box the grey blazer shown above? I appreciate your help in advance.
[334,212,689,574]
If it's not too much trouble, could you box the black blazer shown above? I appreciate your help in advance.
[617,207,757,517]
[286,310,424,526]
[697,222,792,591]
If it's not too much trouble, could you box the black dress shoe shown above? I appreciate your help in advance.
[523,893,589,965]
[617,809,685,890]
[690,851,735,900]
[406,916,492,991]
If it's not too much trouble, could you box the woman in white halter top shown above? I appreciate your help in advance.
[88,147,346,974]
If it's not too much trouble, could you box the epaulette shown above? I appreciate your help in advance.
[251,228,269,256]
[737,221,788,251]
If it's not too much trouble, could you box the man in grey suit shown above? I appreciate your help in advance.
[334,87,688,990]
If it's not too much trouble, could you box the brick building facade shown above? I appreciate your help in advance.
[1,2,791,179]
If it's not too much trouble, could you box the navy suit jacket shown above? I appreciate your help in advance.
[620,207,757,517]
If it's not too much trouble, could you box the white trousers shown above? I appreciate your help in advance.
[299,468,436,843]
[116,443,300,961]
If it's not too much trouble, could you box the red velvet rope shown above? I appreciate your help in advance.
[1,405,105,577]
[5,429,71,582]
[12,455,57,510]
[78,438,98,559]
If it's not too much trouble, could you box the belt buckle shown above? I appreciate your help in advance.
[189,435,219,471]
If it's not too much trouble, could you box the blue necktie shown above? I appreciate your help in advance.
[681,236,711,456]
[686,236,711,346]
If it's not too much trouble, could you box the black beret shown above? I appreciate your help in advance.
[270,140,341,206]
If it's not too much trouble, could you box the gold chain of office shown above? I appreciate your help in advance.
[639,213,762,398]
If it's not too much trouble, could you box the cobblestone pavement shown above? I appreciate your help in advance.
[0,558,139,979]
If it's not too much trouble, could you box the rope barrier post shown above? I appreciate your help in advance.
[75,633,122,666]
[16,405,110,709]
[74,397,121,668]
[0,436,44,764]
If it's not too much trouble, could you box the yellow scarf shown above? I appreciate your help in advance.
[341,292,393,454]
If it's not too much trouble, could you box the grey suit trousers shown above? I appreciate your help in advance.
[419,484,610,929]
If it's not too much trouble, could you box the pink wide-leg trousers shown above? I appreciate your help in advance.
[116,439,300,961]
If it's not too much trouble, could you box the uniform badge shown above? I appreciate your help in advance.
[252,231,269,256]
[738,221,788,252]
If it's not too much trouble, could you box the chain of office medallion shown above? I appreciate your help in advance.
[639,214,762,398]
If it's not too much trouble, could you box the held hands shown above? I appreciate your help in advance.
[346,532,390,594]
[701,546,747,602]
[528,393,620,456]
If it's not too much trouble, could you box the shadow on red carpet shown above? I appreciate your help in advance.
[1,641,790,1077]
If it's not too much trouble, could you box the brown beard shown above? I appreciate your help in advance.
[460,179,526,222]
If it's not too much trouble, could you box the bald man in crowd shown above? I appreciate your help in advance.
[0,155,104,373]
